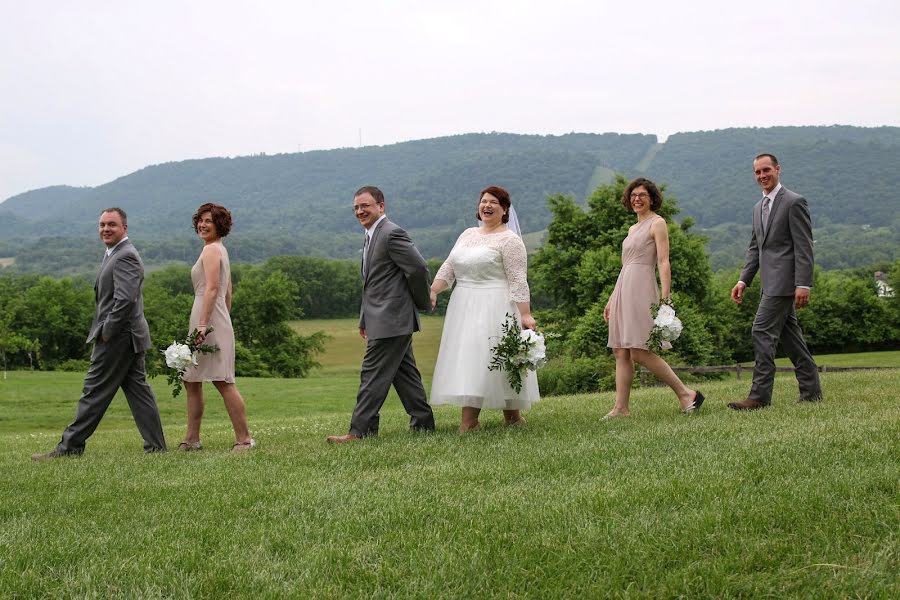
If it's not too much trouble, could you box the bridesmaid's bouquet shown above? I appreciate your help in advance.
[647,298,683,353]
[488,314,548,393]
[162,328,219,397]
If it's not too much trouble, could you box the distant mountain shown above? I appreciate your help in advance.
[2,127,898,274]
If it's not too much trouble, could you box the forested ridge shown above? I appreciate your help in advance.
[1,126,898,275]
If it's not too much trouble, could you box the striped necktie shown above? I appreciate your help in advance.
[761,196,771,235]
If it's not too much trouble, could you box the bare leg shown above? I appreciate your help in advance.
[460,406,481,433]
[503,409,525,426]
[183,381,205,444]
[630,349,697,410]
[212,381,251,443]
[607,348,634,417]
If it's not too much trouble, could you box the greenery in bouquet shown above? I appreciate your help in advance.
[161,327,219,397]
[488,313,548,393]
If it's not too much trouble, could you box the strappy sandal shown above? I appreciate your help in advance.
[177,440,202,452]
[231,438,257,453]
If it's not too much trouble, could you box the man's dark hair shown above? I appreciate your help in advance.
[100,207,128,226]
[354,186,385,204]
[755,153,779,166]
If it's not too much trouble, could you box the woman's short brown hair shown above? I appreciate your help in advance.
[475,186,511,223]
[192,203,233,237]
[622,178,663,212]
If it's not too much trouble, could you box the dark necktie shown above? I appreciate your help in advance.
[362,234,370,277]
[761,196,771,235]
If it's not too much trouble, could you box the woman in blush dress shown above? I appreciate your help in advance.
[603,178,705,418]
[178,203,255,452]
[429,186,540,433]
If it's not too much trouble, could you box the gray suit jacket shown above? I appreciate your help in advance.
[739,186,814,297]
[359,219,431,340]
[87,239,152,353]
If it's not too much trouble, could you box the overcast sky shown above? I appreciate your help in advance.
[2,0,898,202]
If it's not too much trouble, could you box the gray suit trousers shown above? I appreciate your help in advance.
[749,294,821,404]
[350,334,434,437]
[57,333,167,453]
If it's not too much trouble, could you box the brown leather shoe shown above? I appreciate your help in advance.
[727,399,769,411]
[326,434,361,444]
[31,449,81,461]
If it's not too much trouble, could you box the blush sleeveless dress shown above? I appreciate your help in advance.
[182,242,236,383]
[607,216,668,351]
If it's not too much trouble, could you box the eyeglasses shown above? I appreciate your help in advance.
[353,202,378,213]
[630,193,650,200]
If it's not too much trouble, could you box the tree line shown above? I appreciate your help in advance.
[2,178,898,386]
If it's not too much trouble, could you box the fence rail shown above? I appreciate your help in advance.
[639,364,896,384]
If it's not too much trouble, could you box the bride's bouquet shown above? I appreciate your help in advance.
[162,328,219,397]
[647,298,683,353]
[488,313,548,393]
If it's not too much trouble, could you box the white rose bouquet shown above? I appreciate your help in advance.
[162,328,219,397]
[488,314,548,393]
[647,298,683,353]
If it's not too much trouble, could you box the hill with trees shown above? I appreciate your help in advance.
[1,127,897,275]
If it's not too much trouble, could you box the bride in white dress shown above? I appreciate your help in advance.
[429,186,540,433]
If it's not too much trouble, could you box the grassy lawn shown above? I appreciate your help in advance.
[1,321,898,597]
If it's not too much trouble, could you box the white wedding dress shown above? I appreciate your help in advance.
[430,227,540,410]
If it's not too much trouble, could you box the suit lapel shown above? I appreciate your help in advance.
[95,240,130,293]
[364,220,387,283]
[760,188,785,246]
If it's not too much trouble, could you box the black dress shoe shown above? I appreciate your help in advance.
[31,449,81,461]
[683,391,706,413]
[798,394,823,403]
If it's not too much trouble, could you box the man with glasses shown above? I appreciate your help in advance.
[327,186,435,442]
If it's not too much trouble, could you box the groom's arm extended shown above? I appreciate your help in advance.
[387,227,431,311]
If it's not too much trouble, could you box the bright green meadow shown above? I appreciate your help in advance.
[1,317,897,598]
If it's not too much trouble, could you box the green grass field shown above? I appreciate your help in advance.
[1,319,898,598]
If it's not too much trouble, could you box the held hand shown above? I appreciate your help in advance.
[731,282,745,304]
[429,290,438,310]
[603,304,610,323]
[520,314,537,331]
[359,328,367,340]
[795,287,810,309]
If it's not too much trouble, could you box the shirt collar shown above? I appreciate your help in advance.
[763,182,782,202]
[106,236,129,256]
[365,215,387,237]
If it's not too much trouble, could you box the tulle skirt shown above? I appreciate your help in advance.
[430,281,540,410]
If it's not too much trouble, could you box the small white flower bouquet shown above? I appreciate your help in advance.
[488,314,548,393]
[647,298,683,353]
[162,328,219,397]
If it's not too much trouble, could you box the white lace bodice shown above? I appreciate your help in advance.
[435,227,531,302]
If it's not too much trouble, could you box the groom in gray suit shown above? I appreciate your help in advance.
[32,208,167,458]
[327,186,435,442]
[729,154,822,410]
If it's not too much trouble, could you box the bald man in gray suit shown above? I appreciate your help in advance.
[32,208,167,458]
[729,154,822,410]
[327,186,435,442]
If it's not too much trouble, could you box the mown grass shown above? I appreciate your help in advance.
[1,348,898,598]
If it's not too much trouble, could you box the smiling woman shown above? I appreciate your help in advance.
[178,202,255,453]
[429,186,541,433]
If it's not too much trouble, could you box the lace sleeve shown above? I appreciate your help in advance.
[434,230,468,286]
[500,233,530,303]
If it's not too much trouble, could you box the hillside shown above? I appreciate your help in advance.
[1,127,898,274]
